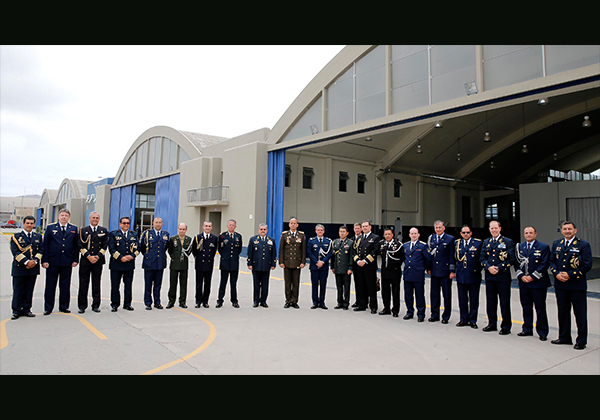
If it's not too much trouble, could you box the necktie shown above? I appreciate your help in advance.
[27,232,32,239]
[62,226,66,234]
[410,242,414,251]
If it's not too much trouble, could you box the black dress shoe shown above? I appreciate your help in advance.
[202,303,209,308]
[456,321,469,327]
[417,317,425,322]
[92,307,100,313]
[215,302,223,308]
[353,307,366,312]
[379,309,391,315]
[284,303,291,308]
[470,322,478,329]
[311,305,318,309]
[123,305,134,311]
[44,311,52,315]
[24,312,35,317]
[260,302,268,308]
[392,313,398,317]
[195,304,202,308]
[441,319,449,324]
[370,309,377,314]
[78,309,85,314]
[574,343,586,350]
[499,329,511,335]
[111,307,118,312]
[517,331,533,337]
[145,305,152,310]
[292,303,299,309]
[154,304,164,309]
[539,336,547,341]
[166,304,174,309]
[11,313,19,320]
[551,339,573,345]
[179,304,187,309]
[482,325,497,332]
[403,314,413,320]
[428,317,439,322]
[59,309,71,314]
[321,305,328,310]
[253,302,259,307]
[232,303,239,308]
[334,304,343,309]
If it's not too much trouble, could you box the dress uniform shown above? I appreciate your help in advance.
[307,235,333,309]
[379,238,405,317]
[139,228,170,309]
[247,234,277,307]
[427,232,455,323]
[42,221,79,314]
[279,229,307,307]
[480,235,515,334]
[10,227,43,319]
[549,236,592,349]
[166,234,193,308]
[217,230,243,307]
[191,232,218,308]
[331,236,354,309]
[402,240,432,320]
[108,227,139,311]
[352,232,380,313]
[454,237,482,327]
[77,224,109,313]
[515,239,551,339]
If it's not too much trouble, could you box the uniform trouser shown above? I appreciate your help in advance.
[457,281,481,323]
[352,270,361,305]
[252,270,270,304]
[335,272,351,308]
[381,275,401,314]
[217,270,239,304]
[110,269,134,308]
[355,268,378,310]
[144,269,164,306]
[485,280,512,331]
[310,269,328,306]
[195,269,213,305]
[12,275,36,315]
[168,268,188,306]
[555,288,587,345]
[404,280,425,318]
[78,262,103,310]
[284,267,301,304]
[519,286,549,338]
[44,265,72,312]
[430,275,452,320]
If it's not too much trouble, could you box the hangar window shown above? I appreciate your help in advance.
[393,179,402,198]
[482,45,543,91]
[357,173,367,194]
[485,203,498,220]
[339,171,349,192]
[303,167,315,189]
[285,165,292,188]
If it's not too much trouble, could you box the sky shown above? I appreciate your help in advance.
[0,45,346,198]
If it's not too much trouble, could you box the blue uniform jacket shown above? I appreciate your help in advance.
[218,231,243,271]
[454,238,482,284]
[108,229,139,271]
[247,235,277,271]
[42,222,79,267]
[480,235,515,282]
[191,233,218,271]
[10,230,44,276]
[402,241,432,282]
[139,229,170,270]
[549,237,592,291]
[515,240,551,289]
[307,236,333,271]
[427,233,455,277]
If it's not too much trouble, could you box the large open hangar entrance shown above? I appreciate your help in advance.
[266,45,600,244]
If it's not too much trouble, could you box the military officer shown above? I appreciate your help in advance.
[217,219,243,308]
[191,220,218,308]
[166,222,193,308]
[10,215,43,320]
[108,216,139,311]
[42,208,79,315]
[402,227,432,322]
[352,220,380,313]
[379,228,405,317]
[139,217,170,310]
[515,226,551,341]
[427,220,455,324]
[350,222,363,308]
[454,225,482,328]
[307,224,333,309]
[480,220,515,335]
[331,225,354,310]
[77,211,109,313]
[247,223,277,307]
[549,221,592,350]
[279,217,307,309]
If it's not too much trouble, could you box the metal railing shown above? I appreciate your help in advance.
[187,185,229,203]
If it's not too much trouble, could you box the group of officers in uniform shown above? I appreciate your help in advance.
[9,210,593,350]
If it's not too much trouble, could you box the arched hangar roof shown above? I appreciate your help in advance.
[113,126,229,187]
[267,45,600,189]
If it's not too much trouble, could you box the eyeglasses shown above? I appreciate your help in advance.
[460,231,471,234]
[121,222,130,225]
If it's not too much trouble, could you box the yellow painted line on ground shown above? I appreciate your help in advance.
[0,318,9,349]
[55,312,108,339]
[140,307,217,375]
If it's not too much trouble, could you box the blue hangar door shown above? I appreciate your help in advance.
[266,150,285,246]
